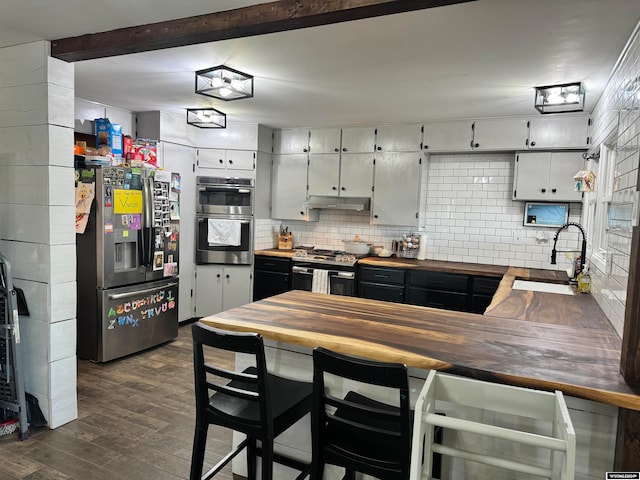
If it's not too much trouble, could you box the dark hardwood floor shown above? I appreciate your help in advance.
[0,323,235,480]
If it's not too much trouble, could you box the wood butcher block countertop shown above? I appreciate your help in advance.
[236,251,638,409]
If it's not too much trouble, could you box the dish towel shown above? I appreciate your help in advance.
[312,269,330,294]
[207,219,241,246]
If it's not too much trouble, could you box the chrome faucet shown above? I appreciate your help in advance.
[550,222,587,277]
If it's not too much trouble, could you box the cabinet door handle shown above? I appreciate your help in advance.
[219,158,224,164]
[226,274,230,279]
[551,188,557,193]
[334,148,340,152]
[374,214,379,218]
[376,146,382,151]
[332,186,337,190]
[228,159,233,165]
[341,187,346,191]
[541,188,546,193]
[374,274,389,279]
[423,144,429,150]
[216,274,221,278]
[342,147,347,152]
[530,141,536,147]
[474,143,479,148]
[300,211,305,216]
[303,148,308,153]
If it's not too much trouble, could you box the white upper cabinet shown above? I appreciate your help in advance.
[527,114,590,149]
[423,120,472,152]
[308,154,341,195]
[309,128,342,153]
[198,148,255,171]
[340,153,374,197]
[375,124,423,152]
[513,151,584,202]
[472,117,529,150]
[308,153,374,197]
[271,153,318,221]
[274,128,310,154]
[341,126,376,153]
[372,152,422,226]
[307,126,376,153]
[422,118,529,152]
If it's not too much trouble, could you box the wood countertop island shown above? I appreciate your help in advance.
[201,290,637,410]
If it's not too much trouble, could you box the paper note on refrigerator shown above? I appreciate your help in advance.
[114,190,143,214]
[75,182,95,234]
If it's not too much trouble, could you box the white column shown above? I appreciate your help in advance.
[0,41,77,428]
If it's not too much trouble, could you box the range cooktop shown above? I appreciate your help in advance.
[292,249,368,267]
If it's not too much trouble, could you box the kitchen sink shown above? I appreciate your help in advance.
[511,279,574,296]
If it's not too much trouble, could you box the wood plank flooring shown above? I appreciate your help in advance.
[0,323,236,480]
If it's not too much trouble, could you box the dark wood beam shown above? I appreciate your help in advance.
[51,0,475,62]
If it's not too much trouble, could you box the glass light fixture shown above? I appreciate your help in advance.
[186,108,226,128]
[534,82,585,114]
[195,65,254,101]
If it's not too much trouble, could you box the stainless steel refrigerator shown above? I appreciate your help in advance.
[76,165,180,362]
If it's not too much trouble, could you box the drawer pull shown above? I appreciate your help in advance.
[374,274,389,279]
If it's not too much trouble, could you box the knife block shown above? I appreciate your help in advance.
[278,233,293,250]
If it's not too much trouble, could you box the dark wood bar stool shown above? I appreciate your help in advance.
[190,323,312,480]
[310,347,412,480]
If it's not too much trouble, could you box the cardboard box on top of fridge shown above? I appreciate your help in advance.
[128,139,158,166]
[95,118,123,156]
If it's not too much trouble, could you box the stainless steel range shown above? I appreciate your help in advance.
[291,249,366,296]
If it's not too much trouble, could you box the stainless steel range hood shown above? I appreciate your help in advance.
[302,196,371,211]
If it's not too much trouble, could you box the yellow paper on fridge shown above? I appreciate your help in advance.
[114,190,143,214]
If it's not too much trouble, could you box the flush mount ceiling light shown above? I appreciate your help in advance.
[186,108,226,128]
[534,82,585,114]
[195,65,254,101]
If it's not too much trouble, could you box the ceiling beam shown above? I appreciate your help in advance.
[51,0,475,62]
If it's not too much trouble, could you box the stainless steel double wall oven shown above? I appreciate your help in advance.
[196,176,253,265]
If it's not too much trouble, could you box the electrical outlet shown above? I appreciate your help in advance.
[512,231,522,242]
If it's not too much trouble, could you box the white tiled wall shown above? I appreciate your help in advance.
[0,41,77,428]
[587,26,640,336]
[257,152,581,274]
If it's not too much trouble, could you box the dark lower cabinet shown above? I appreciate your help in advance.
[470,276,501,313]
[406,270,472,312]
[253,255,292,301]
[406,287,469,311]
[358,266,406,303]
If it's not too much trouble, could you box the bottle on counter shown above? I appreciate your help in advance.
[577,267,591,294]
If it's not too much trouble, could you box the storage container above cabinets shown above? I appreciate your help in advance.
[513,151,585,202]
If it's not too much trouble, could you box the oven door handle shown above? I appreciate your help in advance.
[198,186,253,192]
[330,271,355,279]
[292,266,313,275]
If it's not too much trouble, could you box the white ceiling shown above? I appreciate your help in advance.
[2,0,640,129]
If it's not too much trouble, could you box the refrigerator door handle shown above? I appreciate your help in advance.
[108,282,179,300]
[138,228,146,268]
